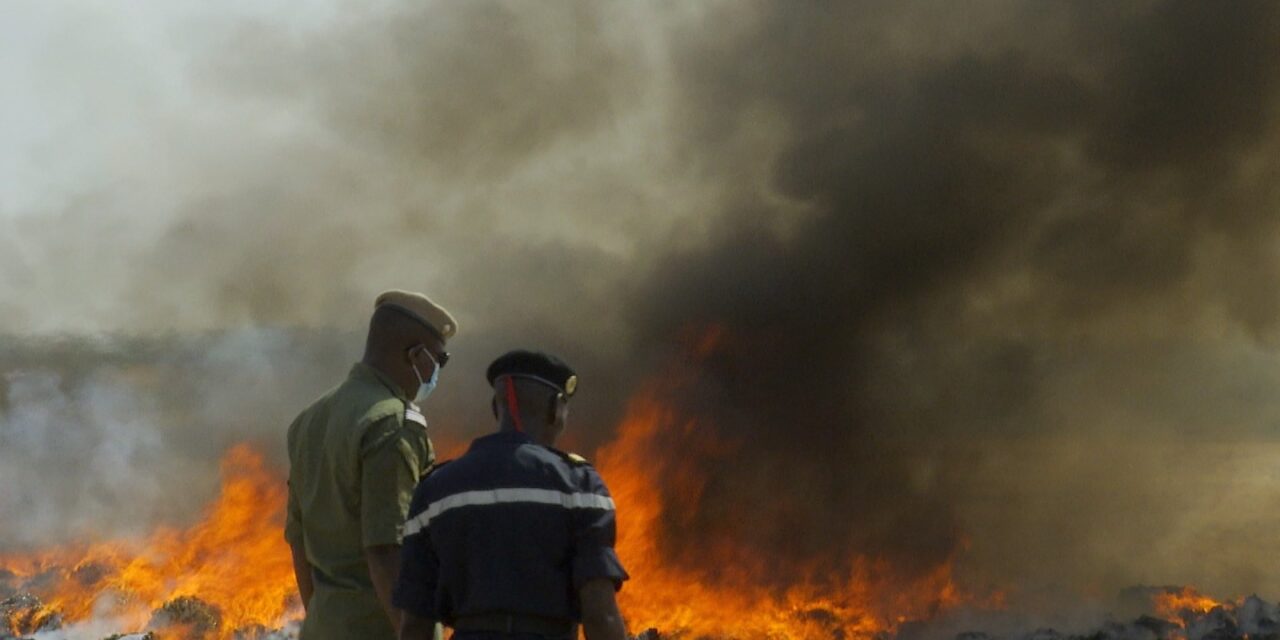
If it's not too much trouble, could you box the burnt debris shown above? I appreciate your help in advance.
[147,595,222,637]
[1,592,62,639]
[946,593,1280,640]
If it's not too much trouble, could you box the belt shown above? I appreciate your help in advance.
[452,613,577,637]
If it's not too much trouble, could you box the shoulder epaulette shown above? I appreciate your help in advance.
[544,446,592,466]
[404,405,427,428]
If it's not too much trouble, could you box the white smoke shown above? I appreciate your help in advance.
[0,329,356,548]
[0,370,171,546]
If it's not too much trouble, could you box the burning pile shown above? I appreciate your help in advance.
[0,445,299,640]
[4,393,1269,640]
[1144,587,1279,640]
[602,390,972,640]
[0,390,977,640]
[950,588,1280,640]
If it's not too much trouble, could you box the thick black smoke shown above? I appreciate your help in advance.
[627,0,1280,592]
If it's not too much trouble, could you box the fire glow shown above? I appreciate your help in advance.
[0,445,297,639]
[1153,587,1227,620]
[0,394,975,639]
[602,390,971,639]
[0,405,1260,640]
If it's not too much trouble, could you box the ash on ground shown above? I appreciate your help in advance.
[899,588,1280,640]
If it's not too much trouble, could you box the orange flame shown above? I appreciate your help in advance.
[1153,586,1226,621]
[598,390,971,639]
[2,380,981,639]
[0,444,298,638]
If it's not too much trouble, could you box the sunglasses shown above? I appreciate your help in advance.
[410,345,450,369]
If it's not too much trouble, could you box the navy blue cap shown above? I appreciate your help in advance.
[486,350,578,397]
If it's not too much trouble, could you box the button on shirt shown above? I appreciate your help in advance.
[393,431,628,626]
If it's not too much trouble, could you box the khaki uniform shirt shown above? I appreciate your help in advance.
[285,363,435,640]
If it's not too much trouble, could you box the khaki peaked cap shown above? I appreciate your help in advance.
[374,290,458,341]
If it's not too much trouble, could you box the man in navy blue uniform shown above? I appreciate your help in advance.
[394,350,629,640]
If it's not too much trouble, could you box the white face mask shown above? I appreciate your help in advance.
[411,350,440,405]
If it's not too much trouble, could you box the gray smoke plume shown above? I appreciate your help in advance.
[3,0,1280,610]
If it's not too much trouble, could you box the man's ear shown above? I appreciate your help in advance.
[547,393,566,425]
[491,396,499,419]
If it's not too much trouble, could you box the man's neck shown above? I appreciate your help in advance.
[362,354,415,399]
[498,420,555,447]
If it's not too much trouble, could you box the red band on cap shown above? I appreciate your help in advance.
[505,376,524,432]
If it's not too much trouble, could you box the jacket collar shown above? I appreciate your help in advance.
[468,430,535,452]
[348,362,408,402]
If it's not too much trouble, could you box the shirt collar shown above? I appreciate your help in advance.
[349,362,409,402]
[469,430,535,452]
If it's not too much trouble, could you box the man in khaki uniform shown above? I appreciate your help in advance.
[285,290,456,640]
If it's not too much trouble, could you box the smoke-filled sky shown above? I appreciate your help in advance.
[4,0,1280,615]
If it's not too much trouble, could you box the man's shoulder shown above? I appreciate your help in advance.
[287,388,338,444]
[418,447,502,491]
[537,446,613,495]
[542,446,593,468]
[506,444,607,493]
[290,378,414,457]
[320,376,413,441]
[410,458,463,505]
[333,375,403,414]
[418,459,453,484]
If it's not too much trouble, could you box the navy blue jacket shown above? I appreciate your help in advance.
[393,431,628,626]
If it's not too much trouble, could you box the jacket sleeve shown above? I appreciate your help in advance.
[284,417,305,546]
[359,415,429,547]
[569,467,630,591]
[284,478,304,546]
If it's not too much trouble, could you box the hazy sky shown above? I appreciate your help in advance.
[4,0,1280,615]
